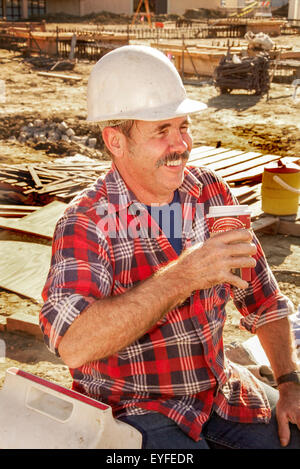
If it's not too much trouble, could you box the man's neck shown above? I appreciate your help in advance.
[114,163,175,206]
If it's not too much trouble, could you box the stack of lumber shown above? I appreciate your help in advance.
[0,159,111,205]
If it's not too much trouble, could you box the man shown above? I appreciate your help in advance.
[40,45,300,449]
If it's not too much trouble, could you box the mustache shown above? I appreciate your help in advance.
[155,150,190,168]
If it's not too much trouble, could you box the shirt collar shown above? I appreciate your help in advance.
[104,162,203,212]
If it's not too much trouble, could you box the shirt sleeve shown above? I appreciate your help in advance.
[233,237,294,333]
[39,207,113,356]
[217,176,294,333]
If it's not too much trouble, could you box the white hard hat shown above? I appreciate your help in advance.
[87,45,207,122]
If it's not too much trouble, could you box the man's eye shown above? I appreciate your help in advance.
[180,126,189,133]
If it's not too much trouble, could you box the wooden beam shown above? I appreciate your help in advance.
[277,220,300,237]
[37,71,81,81]
[27,164,43,188]
[252,216,279,232]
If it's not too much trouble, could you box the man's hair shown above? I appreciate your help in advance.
[99,120,135,159]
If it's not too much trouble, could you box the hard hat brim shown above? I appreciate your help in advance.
[87,98,207,122]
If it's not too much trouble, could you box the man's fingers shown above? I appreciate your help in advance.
[223,272,249,290]
[229,256,257,269]
[228,242,257,257]
[277,412,291,447]
[211,228,253,244]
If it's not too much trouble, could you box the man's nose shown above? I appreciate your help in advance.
[169,130,188,154]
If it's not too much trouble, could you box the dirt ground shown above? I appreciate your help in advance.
[0,31,299,390]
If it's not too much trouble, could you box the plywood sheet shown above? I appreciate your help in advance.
[0,201,67,239]
[0,241,51,302]
[0,204,39,218]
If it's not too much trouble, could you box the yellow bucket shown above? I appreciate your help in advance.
[261,159,300,215]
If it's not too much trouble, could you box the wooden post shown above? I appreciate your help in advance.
[2,0,6,19]
[132,0,152,27]
[144,0,152,27]
[181,35,185,80]
[69,33,77,60]
[56,26,59,57]
[21,0,28,19]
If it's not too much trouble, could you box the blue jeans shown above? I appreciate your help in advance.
[119,383,300,449]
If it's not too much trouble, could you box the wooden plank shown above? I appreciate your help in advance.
[37,71,82,81]
[0,212,32,218]
[252,216,279,232]
[37,177,74,194]
[0,241,51,302]
[238,186,261,205]
[190,145,216,156]
[188,147,232,162]
[277,220,300,237]
[224,157,300,183]
[189,149,248,166]
[206,151,264,172]
[231,185,257,200]
[247,199,264,219]
[27,164,43,188]
[0,201,67,239]
[216,155,282,179]
[6,313,43,339]
[0,204,38,212]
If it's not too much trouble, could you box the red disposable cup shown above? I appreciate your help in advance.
[207,205,252,282]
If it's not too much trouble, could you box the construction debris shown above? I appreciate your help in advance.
[245,31,275,52]
[16,119,99,150]
[0,156,111,205]
[214,51,270,94]
[26,56,75,71]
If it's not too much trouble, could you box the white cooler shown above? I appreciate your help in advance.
[0,367,142,449]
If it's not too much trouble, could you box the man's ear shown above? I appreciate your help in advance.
[102,127,125,158]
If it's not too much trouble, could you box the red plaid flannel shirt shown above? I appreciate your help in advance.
[40,164,292,442]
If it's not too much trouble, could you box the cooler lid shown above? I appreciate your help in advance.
[264,158,300,174]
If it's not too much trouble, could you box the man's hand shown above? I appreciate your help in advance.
[177,229,257,291]
[257,318,300,447]
[276,382,300,447]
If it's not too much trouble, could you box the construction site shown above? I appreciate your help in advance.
[0,0,299,449]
